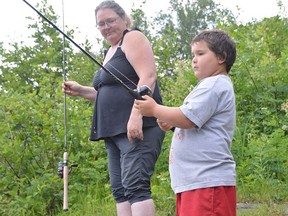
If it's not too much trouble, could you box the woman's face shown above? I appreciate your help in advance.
[96,8,127,46]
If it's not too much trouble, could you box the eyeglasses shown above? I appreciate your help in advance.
[96,17,119,29]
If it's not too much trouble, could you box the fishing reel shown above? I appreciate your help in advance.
[131,85,152,100]
[139,85,152,97]
[57,161,78,179]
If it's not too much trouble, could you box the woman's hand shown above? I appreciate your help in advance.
[62,81,97,101]
[127,108,143,143]
[62,81,82,97]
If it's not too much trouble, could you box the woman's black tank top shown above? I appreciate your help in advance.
[90,29,162,141]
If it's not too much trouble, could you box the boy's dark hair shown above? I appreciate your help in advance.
[192,29,236,73]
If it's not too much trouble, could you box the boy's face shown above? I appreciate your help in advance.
[191,41,226,80]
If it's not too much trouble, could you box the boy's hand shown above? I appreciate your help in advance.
[134,95,157,117]
[156,119,174,131]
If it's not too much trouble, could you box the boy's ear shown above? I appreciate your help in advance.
[218,52,227,64]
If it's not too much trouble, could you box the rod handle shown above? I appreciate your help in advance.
[63,152,68,211]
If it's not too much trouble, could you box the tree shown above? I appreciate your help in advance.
[0,0,107,214]
[1,0,288,214]
[154,0,235,61]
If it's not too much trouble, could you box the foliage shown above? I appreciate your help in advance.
[130,4,151,37]
[152,0,236,61]
[218,15,288,204]
[1,0,288,215]
[0,1,106,215]
[148,0,236,78]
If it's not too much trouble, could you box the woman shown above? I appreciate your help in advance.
[62,1,165,215]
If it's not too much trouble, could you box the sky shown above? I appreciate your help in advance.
[0,0,287,51]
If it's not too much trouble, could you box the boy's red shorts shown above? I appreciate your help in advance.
[176,186,236,216]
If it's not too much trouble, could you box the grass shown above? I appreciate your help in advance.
[54,191,288,216]
[54,172,288,216]
[55,203,288,216]
[237,203,288,216]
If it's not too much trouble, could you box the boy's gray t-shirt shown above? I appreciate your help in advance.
[169,75,236,194]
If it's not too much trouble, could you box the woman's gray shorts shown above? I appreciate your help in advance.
[104,126,165,204]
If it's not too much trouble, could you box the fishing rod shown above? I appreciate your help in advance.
[22,0,152,100]
[59,0,69,211]
[62,0,68,210]
[22,0,152,211]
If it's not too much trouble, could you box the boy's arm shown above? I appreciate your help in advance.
[134,95,196,129]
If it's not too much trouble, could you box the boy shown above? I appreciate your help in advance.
[134,29,237,216]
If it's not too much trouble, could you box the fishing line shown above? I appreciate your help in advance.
[62,0,67,153]
[22,0,151,100]
[107,62,137,88]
